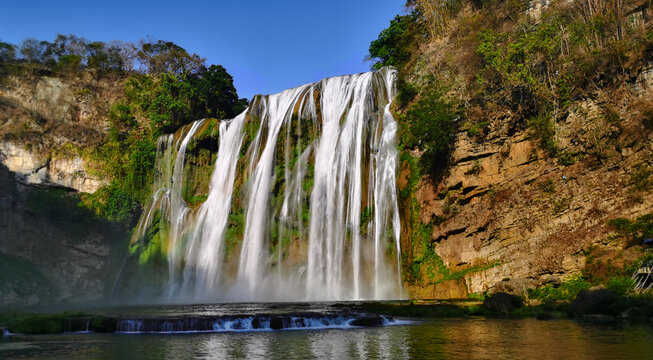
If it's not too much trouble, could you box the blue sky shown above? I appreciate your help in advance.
[0,0,406,99]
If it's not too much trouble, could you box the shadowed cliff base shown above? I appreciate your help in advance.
[0,163,128,308]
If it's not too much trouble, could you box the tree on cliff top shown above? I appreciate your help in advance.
[368,13,421,70]
[136,40,205,76]
[0,42,16,63]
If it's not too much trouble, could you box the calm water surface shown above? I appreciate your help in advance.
[1,303,652,359]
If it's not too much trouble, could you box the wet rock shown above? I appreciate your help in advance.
[250,317,263,329]
[27,294,40,305]
[0,163,128,307]
[406,278,469,299]
[351,316,385,327]
[269,317,284,330]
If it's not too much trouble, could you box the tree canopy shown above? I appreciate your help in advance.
[368,13,420,70]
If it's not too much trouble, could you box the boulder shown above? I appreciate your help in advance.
[269,317,284,330]
[483,292,523,313]
[541,275,562,287]
[489,278,538,297]
[351,316,385,327]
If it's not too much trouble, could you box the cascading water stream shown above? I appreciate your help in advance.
[128,68,403,302]
[168,120,206,287]
[180,113,246,298]
[238,85,311,295]
[306,72,373,300]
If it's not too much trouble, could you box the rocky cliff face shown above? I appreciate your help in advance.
[0,141,105,192]
[0,163,127,307]
[400,64,653,299]
[0,73,128,307]
[0,73,119,192]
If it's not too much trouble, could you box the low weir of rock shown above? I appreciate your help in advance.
[8,314,397,335]
[115,314,393,333]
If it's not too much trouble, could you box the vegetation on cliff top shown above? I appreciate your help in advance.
[371,0,653,175]
[1,35,248,224]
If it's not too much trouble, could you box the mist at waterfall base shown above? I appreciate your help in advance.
[114,68,403,304]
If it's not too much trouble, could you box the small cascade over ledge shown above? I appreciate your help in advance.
[114,314,398,333]
[127,68,402,302]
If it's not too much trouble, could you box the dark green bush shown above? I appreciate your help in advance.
[570,289,631,316]
[82,183,139,225]
[606,276,636,296]
[90,316,116,332]
[528,112,557,156]
[9,314,63,334]
[55,54,82,74]
[395,77,417,108]
[607,214,653,245]
[402,88,459,177]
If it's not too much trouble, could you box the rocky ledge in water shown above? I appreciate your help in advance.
[1,312,395,335]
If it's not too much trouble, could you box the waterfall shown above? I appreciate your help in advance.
[181,113,246,298]
[238,85,311,294]
[130,68,402,302]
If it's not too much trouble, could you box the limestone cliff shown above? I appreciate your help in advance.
[0,73,127,307]
[400,64,653,299]
[0,163,127,306]
[0,73,119,192]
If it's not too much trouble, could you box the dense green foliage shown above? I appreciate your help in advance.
[5,312,90,334]
[368,13,421,70]
[401,88,459,176]
[82,110,157,224]
[124,65,247,135]
[2,313,122,334]
[7,313,66,334]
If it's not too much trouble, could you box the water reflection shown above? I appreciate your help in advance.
[308,327,409,359]
[2,318,652,359]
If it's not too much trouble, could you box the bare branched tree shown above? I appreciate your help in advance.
[415,0,457,38]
